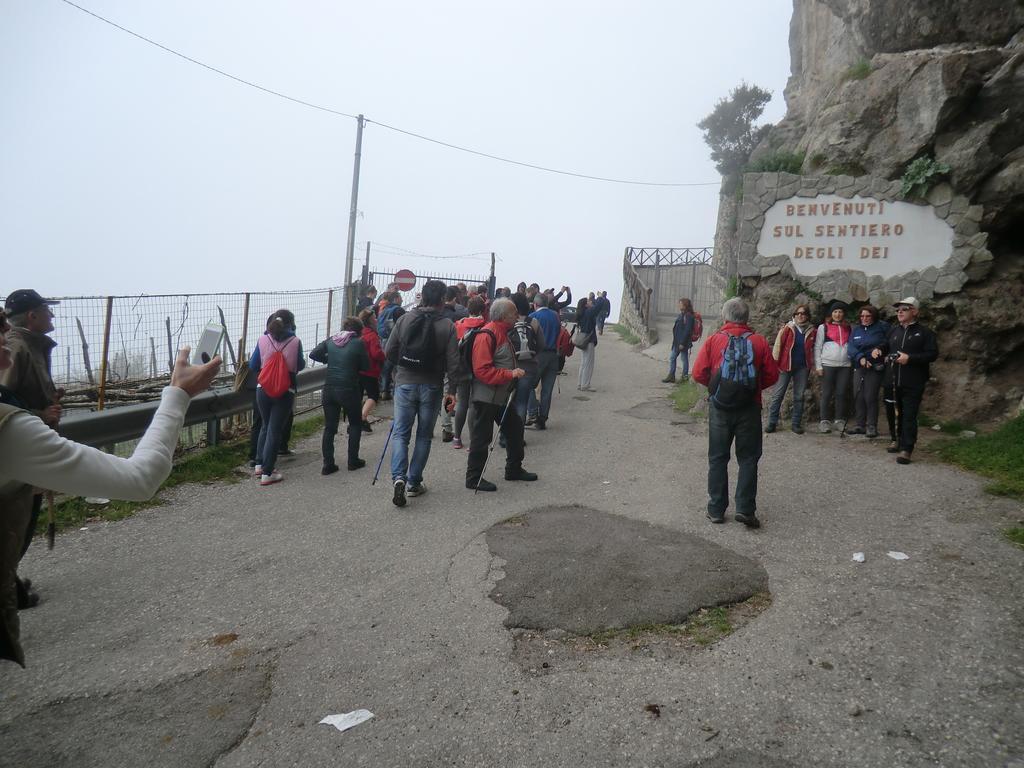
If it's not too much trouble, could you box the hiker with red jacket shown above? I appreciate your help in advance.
[464,297,538,492]
[357,308,386,433]
[766,304,816,434]
[248,309,305,486]
[692,298,778,528]
[449,296,487,449]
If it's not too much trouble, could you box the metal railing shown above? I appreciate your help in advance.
[622,250,654,330]
[626,247,713,266]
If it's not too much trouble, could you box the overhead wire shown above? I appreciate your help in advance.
[57,0,719,189]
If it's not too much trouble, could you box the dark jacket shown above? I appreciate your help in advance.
[672,312,695,349]
[578,306,599,347]
[886,322,938,391]
[309,332,370,390]
[441,303,469,321]
[0,327,57,418]
[848,321,891,366]
[551,288,573,311]
[384,307,461,393]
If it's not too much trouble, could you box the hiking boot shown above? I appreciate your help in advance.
[886,441,899,453]
[452,436,463,449]
[16,579,39,610]
[469,478,497,492]
[661,374,676,383]
[441,429,454,443]
[392,479,407,507]
[818,420,831,434]
[791,424,805,434]
[847,426,866,435]
[321,463,340,476]
[260,472,284,486]
[764,423,777,434]
[361,420,373,434]
[505,467,538,481]
[866,427,879,439]
[407,482,427,497]
[735,512,761,529]
[348,458,366,471]
[706,511,725,524]
[833,420,846,433]
[535,417,547,430]
[896,451,912,465]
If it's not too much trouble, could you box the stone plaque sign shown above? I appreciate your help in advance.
[757,194,953,279]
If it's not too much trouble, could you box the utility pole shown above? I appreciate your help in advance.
[489,252,496,299]
[343,114,365,317]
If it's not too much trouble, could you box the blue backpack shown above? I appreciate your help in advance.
[709,331,758,410]
[377,305,400,341]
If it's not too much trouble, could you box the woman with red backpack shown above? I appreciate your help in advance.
[663,297,697,383]
[357,308,386,433]
[249,309,304,486]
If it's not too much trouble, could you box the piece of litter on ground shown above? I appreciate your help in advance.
[84,497,110,505]
[887,551,910,561]
[319,710,374,733]
[601,481,611,485]
[79,527,89,532]
[852,552,865,563]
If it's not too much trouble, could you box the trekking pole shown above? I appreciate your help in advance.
[475,386,517,494]
[371,420,396,486]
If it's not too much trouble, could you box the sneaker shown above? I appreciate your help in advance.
[361,420,373,434]
[278,448,294,456]
[764,423,777,434]
[847,426,866,435]
[581,386,597,392]
[791,424,805,434]
[253,465,263,478]
[505,467,538,481]
[661,375,676,383]
[525,415,537,426]
[866,427,879,439]
[260,472,283,486]
[392,479,407,507]
[441,430,454,443]
[469,478,497,492]
[886,441,899,453]
[833,420,846,433]
[734,512,761,529]
[407,482,427,497]
[348,458,366,470]
[706,511,725,524]
[452,437,463,449]
[535,418,547,430]
[321,463,340,475]
[896,451,912,465]
[819,420,831,434]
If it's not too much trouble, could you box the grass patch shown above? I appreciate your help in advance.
[935,415,1024,500]
[670,378,704,413]
[842,59,872,82]
[611,323,641,345]
[588,605,738,647]
[1004,527,1024,549]
[39,413,325,535]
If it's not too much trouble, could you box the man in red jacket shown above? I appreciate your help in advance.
[692,298,779,528]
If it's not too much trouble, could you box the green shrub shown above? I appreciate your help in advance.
[842,60,872,82]
[724,276,739,299]
[900,156,951,198]
[826,161,867,177]
[936,415,1024,500]
[747,151,805,175]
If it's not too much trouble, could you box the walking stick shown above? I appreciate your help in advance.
[371,420,396,486]
[45,491,56,550]
[475,386,517,494]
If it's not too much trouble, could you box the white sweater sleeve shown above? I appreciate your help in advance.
[813,324,825,369]
[0,387,189,501]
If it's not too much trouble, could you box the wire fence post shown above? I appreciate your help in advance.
[325,289,334,338]
[97,296,114,410]
[239,292,251,359]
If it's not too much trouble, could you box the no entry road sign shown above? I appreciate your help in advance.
[393,269,416,291]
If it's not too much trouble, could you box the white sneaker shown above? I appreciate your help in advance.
[253,465,263,478]
[834,420,846,433]
[260,472,283,486]
[818,420,831,434]
[407,482,427,497]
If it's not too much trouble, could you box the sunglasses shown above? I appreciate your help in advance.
[896,306,913,311]
[794,311,808,316]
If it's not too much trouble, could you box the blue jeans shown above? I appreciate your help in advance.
[256,389,294,474]
[390,383,442,485]
[515,368,538,422]
[668,346,690,378]
[527,351,559,421]
[767,367,809,427]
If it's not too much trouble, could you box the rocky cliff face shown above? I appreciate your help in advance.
[728,0,1024,422]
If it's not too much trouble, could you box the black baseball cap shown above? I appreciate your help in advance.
[4,289,59,315]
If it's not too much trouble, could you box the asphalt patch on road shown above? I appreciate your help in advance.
[486,506,768,636]
[618,398,698,426]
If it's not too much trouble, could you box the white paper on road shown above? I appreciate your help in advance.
[319,709,374,733]
[852,552,865,563]
[887,551,910,561]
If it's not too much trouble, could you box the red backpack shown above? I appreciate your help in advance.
[691,312,703,343]
[257,338,295,398]
[557,326,575,357]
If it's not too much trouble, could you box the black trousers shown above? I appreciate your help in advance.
[707,402,763,517]
[322,386,363,467]
[885,386,924,453]
[466,400,525,485]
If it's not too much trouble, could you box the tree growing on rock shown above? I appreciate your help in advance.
[697,83,773,185]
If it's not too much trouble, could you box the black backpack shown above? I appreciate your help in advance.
[708,331,758,410]
[458,327,496,378]
[397,312,440,372]
[508,319,539,361]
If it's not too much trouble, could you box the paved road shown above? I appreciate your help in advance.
[2,332,1021,767]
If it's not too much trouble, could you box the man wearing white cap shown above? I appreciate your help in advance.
[884,297,938,464]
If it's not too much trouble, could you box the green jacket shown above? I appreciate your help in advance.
[309,333,369,390]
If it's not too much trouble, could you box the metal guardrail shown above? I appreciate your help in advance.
[626,247,713,266]
[622,251,654,331]
[58,368,327,448]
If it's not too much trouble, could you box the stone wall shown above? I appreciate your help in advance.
[616,291,658,348]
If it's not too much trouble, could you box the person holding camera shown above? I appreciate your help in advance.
[814,300,852,433]
[884,297,938,464]
[847,305,891,438]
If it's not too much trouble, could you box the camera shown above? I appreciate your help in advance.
[870,348,886,371]
[886,352,901,363]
